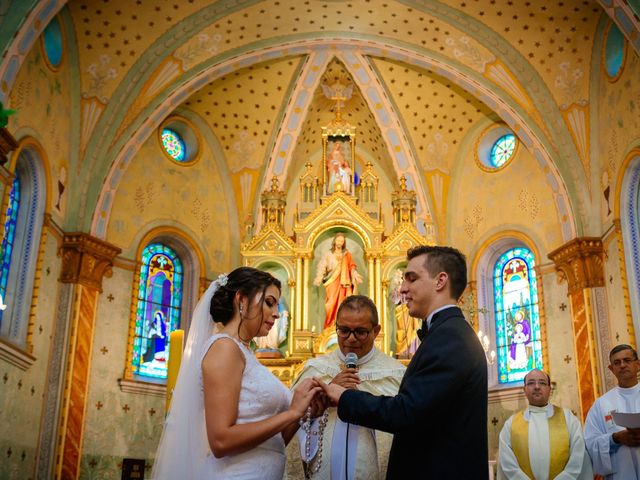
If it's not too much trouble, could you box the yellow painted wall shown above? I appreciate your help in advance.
[106,132,232,275]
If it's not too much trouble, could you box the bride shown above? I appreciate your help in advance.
[152,267,322,479]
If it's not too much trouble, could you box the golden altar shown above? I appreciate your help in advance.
[240,112,434,384]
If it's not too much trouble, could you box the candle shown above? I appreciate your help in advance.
[166,329,184,412]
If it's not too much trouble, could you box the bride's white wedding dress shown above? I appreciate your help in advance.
[196,333,292,478]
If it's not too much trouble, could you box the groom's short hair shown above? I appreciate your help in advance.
[337,295,379,326]
[407,245,467,300]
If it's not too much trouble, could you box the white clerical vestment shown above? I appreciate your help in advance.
[498,404,592,480]
[292,347,405,479]
[584,383,640,479]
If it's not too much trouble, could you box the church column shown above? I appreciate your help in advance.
[367,254,375,299]
[295,255,303,330]
[302,253,310,330]
[287,278,296,356]
[381,279,390,354]
[374,255,382,309]
[549,237,606,420]
[37,233,120,480]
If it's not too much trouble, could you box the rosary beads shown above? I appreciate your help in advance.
[299,406,329,479]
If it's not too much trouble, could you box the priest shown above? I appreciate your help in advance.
[498,369,592,479]
[291,295,405,479]
[584,344,640,479]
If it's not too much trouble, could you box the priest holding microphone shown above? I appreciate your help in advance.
[291,295,405,479]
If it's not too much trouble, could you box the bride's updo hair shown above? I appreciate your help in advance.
[209,267,281,325]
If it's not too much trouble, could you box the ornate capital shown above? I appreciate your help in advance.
[58,232,121,292]
[548,237,605,295]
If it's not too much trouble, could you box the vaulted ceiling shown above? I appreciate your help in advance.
[1,0,639,243]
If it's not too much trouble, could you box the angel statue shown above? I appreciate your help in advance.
[255,301,289,358]
[321,81,354,111]
[390,268,421,358]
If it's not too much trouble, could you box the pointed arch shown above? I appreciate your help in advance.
[617,147,640,346]
[91,39,577,243]
[0,139,48,346]
[123,226,204,382]
[472,231,547,388]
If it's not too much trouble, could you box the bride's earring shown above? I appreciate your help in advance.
[239,303,244,319]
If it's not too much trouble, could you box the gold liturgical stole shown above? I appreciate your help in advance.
[510,405,569,479]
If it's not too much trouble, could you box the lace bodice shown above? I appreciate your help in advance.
[197,333,292,478]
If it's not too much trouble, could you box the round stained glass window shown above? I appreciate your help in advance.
[161,128,186,162]
[43,16,63,69]
[490,134,516,168]
[604,23,626,79]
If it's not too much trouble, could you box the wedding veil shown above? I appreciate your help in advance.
[151,274,227,479]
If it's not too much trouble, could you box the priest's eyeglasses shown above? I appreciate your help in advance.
[336,325,371,340]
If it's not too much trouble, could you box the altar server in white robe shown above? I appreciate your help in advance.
[292,295,405,479]
[498,369,592,479]
[584,344,640,479]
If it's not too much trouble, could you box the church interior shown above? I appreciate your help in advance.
[1,0,640,478]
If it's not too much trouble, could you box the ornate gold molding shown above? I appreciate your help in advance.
[0,127,18,166]
[58,232,121,292]
[548,237,605,295]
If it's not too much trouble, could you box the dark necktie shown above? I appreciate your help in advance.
[416,319,429,341]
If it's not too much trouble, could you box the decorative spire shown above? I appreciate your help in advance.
[391,175,417,226]
[260,175,287,229]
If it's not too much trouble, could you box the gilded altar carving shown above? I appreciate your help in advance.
[242,107,434,373]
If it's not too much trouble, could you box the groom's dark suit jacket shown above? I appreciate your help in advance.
[337,306,488,479]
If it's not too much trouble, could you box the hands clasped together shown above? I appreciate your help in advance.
[289,367,361,419]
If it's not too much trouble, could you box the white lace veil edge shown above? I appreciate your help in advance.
[151,275,227,479]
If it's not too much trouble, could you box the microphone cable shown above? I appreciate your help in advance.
[344,422,350,480]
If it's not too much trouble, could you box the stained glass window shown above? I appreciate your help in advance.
[494,247,543,384]
[490,134,516,168]
[161,128,186,162]
[0,175,20,327]
[43,16,63,68]
[132,243,183,379]
[604,23,625,79]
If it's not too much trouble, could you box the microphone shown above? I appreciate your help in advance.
[345,352,358,369]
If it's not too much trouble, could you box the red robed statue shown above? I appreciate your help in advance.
[313,232,363,329]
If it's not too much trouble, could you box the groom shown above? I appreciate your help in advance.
[319,245,488,478]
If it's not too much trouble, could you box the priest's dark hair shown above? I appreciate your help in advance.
[337,295,379,326]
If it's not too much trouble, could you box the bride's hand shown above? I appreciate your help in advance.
[290,378,323,418]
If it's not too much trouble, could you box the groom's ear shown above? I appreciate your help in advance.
[435,272,449,292]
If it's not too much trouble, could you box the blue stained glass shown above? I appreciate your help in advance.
[0,175,20,327]
[161,128,186,162]
[494,247,543,384]
[490,134,516,168]
[605,23,625,78]
[43,16,63,68]
[132,243,183,379]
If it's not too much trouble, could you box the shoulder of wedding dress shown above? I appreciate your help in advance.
[201,333,251,361]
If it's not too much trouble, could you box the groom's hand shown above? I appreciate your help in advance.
[316,379,347,407]
[331,368,360,390]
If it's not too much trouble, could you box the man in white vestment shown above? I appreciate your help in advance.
[584,344,640,479]
[498,369,593,479]
[292,295,405,479]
